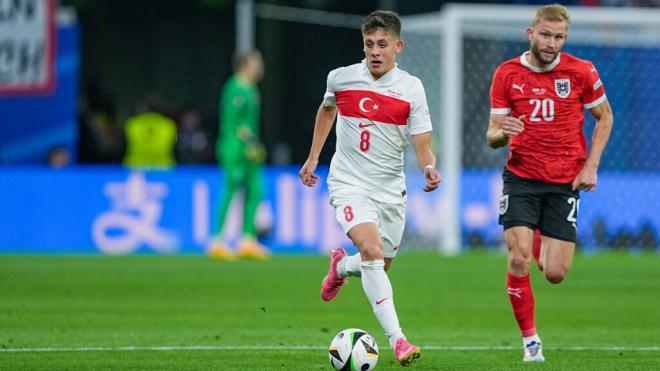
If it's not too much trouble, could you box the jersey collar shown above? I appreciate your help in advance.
[520,51,561,72]
[361,59,399,85]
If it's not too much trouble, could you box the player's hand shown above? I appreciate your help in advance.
[299,158,320,187]
[501,115,526,138]
[423,166,441,192]
[572,164,598,192]
[238,126,253,141]
[245,143,267,163]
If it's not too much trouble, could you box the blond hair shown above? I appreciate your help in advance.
[532,4,570,26]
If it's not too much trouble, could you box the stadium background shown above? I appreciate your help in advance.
[1,0,658,254]
[2,2,660,370]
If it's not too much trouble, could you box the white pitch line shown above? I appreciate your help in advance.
[0,345,658,353]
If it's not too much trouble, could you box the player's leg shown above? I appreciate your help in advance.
[242,163,261,237]
[538,188,580,284]
[384,258,394,272]
[238,163,270,259]
[335,246,392,278]
[504,227,536,331]
[540,236,574,283]
[207,163,243,260]
[504,225,537,333]
[505,226,544,362]
[337,252,362,277]
[372,201,420,366]
[348,223,411,358]
[499,170,544,362]
[322,194,378,300]
[214,163,243,236]
[532,229,543,271]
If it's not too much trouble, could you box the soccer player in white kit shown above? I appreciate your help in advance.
[298,10,441,367]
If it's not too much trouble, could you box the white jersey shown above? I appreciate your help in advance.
[323,60,432,203]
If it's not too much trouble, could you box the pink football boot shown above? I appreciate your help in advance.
[320,248,347,301]
[395,338,421,367]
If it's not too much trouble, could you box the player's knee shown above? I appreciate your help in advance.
[508,246,531,274]
[359,243,383,261]
[509,255,530,274]
[544,267,568,284]
[507,238,532,274]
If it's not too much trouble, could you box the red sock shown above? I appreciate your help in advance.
[506,272,536,337]
[532,229,543,271]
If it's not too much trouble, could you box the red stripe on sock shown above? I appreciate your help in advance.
[506,272,536,337]
[532,229,543,271]
[522,327,537,338]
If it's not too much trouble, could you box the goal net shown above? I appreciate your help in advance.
[253,3,660,254]
[401,4,660,252]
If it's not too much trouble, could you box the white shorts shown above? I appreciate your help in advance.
[330,190,406,258]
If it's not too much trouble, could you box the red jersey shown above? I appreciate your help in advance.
[490,51,607,184]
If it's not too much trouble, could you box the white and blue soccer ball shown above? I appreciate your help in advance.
[328,328,379,371]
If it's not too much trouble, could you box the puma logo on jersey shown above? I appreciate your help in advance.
[512,83,525,94]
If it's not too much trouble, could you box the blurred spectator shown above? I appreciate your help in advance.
[207,49,269,260]
[47,146,72,168]
[638,223,658,251]
[123,95,177,169]
[78,82,123,164]
[175,107,212,164]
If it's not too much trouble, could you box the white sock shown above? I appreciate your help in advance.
[337,253,362,277]
[361,259,404,348]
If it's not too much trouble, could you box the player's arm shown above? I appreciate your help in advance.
[222,88,253,142]
[572,99,614,191]
[411,132,441,192]
[487,66,526,149]
[236,108,257,145]
[486,114,526,149]
[299,103,338,187]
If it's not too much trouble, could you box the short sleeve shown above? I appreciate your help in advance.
[408,78,433,135]
[582,62,607,109]
[490,66,511,115]
[322,68,343,107]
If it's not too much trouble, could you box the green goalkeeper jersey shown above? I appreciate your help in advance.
[217,75,261,164]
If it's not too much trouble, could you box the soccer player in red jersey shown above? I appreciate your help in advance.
[487,4,614,362]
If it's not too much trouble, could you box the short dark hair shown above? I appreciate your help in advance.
[232,49,262,73]
[361,10,401,38]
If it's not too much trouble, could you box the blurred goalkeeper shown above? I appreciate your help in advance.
[487,4,614,362]
[299,10,441,367]
[208,50,269,261]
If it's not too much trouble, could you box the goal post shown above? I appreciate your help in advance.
[246,3,660,254]
[402,4,660,253]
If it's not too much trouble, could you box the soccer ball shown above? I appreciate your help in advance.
[328,328,379,371]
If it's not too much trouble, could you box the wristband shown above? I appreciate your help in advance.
[424,165,434,171]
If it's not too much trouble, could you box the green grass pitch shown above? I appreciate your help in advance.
[0,252,658,370]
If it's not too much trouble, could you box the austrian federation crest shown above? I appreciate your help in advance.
[555,78,571,98]
[499,195,509,215]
